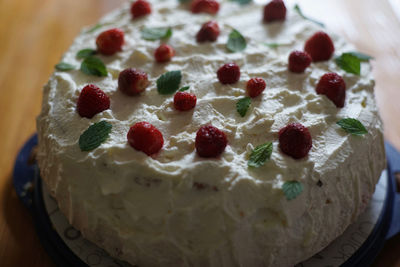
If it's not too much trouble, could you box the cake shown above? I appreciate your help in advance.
[36,0,386,266]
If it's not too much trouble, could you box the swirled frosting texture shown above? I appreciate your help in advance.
[37,1,386,266]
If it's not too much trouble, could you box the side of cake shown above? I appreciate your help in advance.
[36,0,386,266]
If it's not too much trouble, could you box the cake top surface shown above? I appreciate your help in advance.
[43,0,376,193]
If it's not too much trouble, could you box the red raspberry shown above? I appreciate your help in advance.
[154,44,175,63]
[246,78,266,98]
[288,50,312,73]
[196,20,220,43]
[217,63,240,84]
[77,84,110,119]
[279,123,312,159]
[316,72,346,108]
[96,28,124,56]
[174,92,197,111]
[191,0,219,15]
[263,0,286,23]
[118,68,149,96]
[195,125,227,158]
[127,122,164,156]
[304,31,335,62]
[131,0,152,19]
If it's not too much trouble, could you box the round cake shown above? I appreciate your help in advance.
[36,0,386,266]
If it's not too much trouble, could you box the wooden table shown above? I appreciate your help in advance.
[0,0,399,266]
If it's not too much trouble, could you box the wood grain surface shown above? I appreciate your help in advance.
[0,0,399,266]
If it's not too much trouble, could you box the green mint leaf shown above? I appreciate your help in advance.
[79,121,112,151]
[337,118,368,136]
[227,29,247,52]
[264,43,281,49]
[282,181,303,201]
[335,53,361,75]
[230,0,252,5]
[141,27,172,41]
[248,142,273,168]
[347,51,373,62]
[179,86,190,92]
[55,62,76,71]
[80,56,108,77]
[294,4,325,27]
[86,22,113,34]
[264,43,292,48]
[77,49,97,59]
[236,97,251,117]
[86,23,103,33]
[157,71,182,95]
[178,0,191,3]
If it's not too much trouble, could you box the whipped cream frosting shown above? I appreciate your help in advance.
[36,0,386,266]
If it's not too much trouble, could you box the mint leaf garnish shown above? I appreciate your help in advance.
[347,51,373,62]
[79,121,112,151]
[230,0,252,5]
[55,62,76,71]
[86,22,113,34]
[80,56,107,77]
[248,142,273,167]
[141,27,172,41]
[86,23,103,33]
[178,0,191,3]
[227,29,247,52]
[294,4,325,27]
[77,49,97,59]
[335,53,361,75]
[282,181,303,201]
[179,86,190,92]
[264,43,281,49]
[157,71,182,95]
[335,52,373,75]
[337,118,368,136]
[236,97,251,117]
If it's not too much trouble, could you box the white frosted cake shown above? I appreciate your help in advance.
[36,0,386,266]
